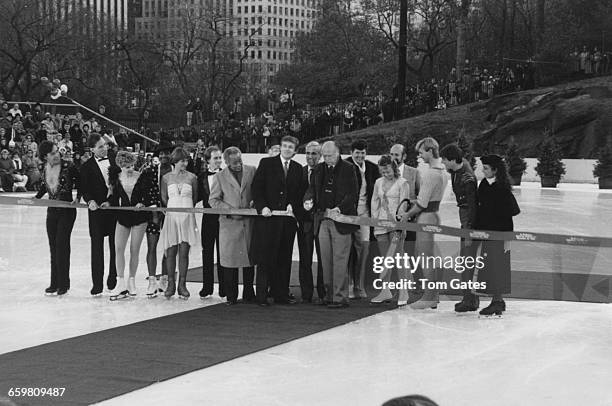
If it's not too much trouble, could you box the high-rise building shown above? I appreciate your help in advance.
[40,0,130,36]
[232,0,320,89]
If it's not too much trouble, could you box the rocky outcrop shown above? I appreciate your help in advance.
[330,76,612,158]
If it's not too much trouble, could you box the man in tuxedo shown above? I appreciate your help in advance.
[79,133,118,296]
[303,141,359,308]
[296,141,325,303]
[197,145,226,299]
[345,140,380,299]
[251,135,302,306]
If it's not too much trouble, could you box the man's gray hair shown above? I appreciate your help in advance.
[321,140,339,153]
[223,146,242,162]
[305,141,321,150]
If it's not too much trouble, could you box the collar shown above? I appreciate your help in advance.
[280,156,291,166]
[429,158,445,170]
[486,177,496,185]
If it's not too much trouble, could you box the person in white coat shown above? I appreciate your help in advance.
[209,147,256,305]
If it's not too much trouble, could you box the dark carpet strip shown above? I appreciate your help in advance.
[0,300,390,406]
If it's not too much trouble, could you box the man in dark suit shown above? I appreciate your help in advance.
[304,141,359,308]
[251,135,302,306]
[79,133,118,296]
[197,145,226,299]
[295,141,325,303]
[345,140,380,299]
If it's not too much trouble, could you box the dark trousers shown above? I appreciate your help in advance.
[224,267,255,302]
[297,223,325,300]
[46,207,77,290]
[256,218,296,303]
[89,213,117,291]
[201,214,226,296]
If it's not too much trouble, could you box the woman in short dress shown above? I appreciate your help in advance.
[370,155,410,305]
[475,154,520,316]
[107,151,156,301]
[159,147,200,299]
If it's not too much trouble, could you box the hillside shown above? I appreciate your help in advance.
[327,76,612,158]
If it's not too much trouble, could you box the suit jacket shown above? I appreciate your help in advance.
[295,164,315,232]
[345,157,380,214]
[304,159,359,235]
[402,164,421,202]
[79,156,118,236]
[250,155,302,264]
[209,165,256,268]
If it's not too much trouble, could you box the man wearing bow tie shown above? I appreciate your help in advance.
[79,133,118,296]
[196,145,227,299]
[251,135,302,306]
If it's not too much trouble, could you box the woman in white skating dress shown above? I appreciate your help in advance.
[159,147,200,299]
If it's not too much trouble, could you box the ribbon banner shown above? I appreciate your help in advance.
[1,196,611,248]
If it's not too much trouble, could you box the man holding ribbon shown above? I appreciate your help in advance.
[304,141,359,308]
[79,133,118,297]
[251,135,302,306]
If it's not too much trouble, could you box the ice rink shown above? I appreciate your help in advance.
[1,182,611,405]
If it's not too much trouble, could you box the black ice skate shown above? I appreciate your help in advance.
[455,294,480,313]
[478,300,505,317]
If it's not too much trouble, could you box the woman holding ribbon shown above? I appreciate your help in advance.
[107,151,157,301]
[159,147,200,299]
[35,140,80,296]
[370,155,410,305]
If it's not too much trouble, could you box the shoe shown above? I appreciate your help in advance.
[348,291,356,299]
[370,290,393,304]
[177,274,190,300]
[276,297,297,305]
[409,300,438,310]
[226,300,238,305]
[127,277,137,297]
[327,302,349,309]
[107,277,117,291]
[45,287,58,296]
[397,300,408,307]
[158,275,168,294]
[57,288,69,296]
[358,289,368,299]
[165,272,176,299]
[242,287,256,302]
[199,288,211,299]
[109,278,129,301]
[479,300,505,317]
[90,287,103,297]
[146,276,158,298]
[455,294,480,313]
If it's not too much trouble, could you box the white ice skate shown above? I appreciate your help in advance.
[109,278,129,301]
[146,276,158,299]
[127,277,137,297]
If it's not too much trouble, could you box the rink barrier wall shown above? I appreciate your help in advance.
[240,155,600,184]
[1,195,611,248]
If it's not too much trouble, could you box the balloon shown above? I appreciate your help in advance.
[60,84,68,95]
[50,88,61,100]
[40,77,49,85]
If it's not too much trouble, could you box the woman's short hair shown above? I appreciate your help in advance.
[378,154,400,178]
[115,150,137,168]
[415,137,440,158]
[38,140,55,161]
[170,147,190,164]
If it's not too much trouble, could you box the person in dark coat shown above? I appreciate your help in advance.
[345,139,380,299]
[79,133,118,296]
[303,141,359,308]
[251,135,303,306]
[475,154,520,316]
[36,141,80,296]
[440,143,479,312]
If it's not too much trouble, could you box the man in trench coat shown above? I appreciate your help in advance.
[209,147,256,305]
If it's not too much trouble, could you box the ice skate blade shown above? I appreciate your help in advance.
[478,314,503,319]
[178,295,190,300]
[146,293,158,299]
[45,292,57,297]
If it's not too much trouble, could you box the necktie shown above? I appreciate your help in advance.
[283,160,289,177]
[308,168,312,185]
